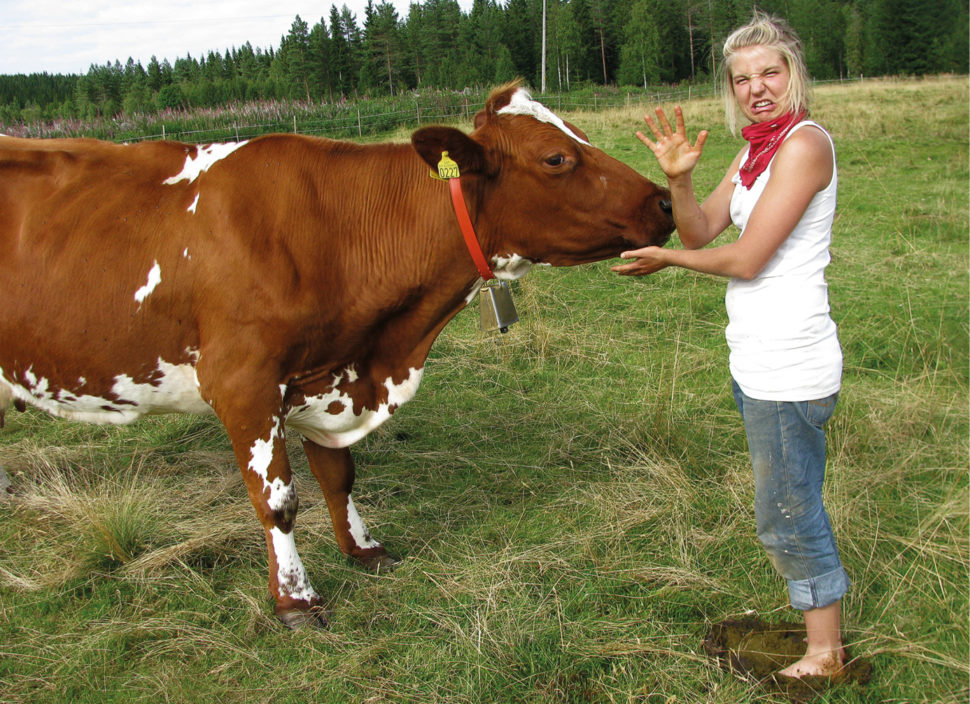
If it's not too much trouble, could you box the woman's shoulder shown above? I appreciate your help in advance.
[785,122,832,152]
[774,124,833,184]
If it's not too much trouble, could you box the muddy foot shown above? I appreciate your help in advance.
[778,649,846,679]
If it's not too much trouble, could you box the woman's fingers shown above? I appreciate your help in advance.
[643,113,663,140]
[655,107,674,136]
[694,129,709,152]
[674,106,687,135]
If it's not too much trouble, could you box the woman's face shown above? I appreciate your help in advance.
[729,45,791,123]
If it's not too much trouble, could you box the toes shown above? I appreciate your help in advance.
[778,653,845,679]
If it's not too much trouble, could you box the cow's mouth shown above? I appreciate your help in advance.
[538,234,654,267]
[622,229,672,250]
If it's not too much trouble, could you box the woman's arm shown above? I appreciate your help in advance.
[613,126,832,280]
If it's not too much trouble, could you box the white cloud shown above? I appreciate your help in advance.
[1,0,466,75]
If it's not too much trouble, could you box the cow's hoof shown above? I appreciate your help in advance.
[275,605,331,630]
[354,552,402,573]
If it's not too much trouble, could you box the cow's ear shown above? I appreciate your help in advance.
[411,126,488,176]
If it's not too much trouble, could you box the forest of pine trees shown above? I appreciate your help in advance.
[1,0,966,124]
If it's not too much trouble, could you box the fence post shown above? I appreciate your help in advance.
[162,124,165,140]
[357,108,362,138]
[293,116,297,133]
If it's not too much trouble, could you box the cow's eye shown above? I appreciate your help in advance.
[544,154,566,167]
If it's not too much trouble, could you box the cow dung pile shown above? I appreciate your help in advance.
[702,615,873,702]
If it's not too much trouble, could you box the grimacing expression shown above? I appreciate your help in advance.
[730,45,792,124]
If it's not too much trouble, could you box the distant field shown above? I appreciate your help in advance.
[0,76,967,703]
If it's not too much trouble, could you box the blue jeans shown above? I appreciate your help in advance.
[732,380,850,611]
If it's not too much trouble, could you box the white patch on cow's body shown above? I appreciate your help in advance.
[134,261,162,304]
[248,428,277,478]
[492,253,534,280]
[163,141,249,186]
[497,88,591,146]
[187,193,200,214]
[286,366,424,449]
[347,496,382,549]
[246,416,298,512]
[269,526,318,602]
[182,248,191,259]
[111,362,209,415]
[0,355,211,424]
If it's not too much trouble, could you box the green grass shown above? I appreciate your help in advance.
[1,76,967,703]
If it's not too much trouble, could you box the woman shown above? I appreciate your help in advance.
[612,12,848,678]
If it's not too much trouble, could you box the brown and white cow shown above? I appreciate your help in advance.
[0,82,673,627]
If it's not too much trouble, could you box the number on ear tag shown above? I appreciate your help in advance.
[437,151,460,180]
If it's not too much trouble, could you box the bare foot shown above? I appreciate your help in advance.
[779,647,846,678]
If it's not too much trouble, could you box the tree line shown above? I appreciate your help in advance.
[1,0,966,125]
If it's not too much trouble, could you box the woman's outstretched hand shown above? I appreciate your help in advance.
[610,246,670,276]
[636,106,708,180]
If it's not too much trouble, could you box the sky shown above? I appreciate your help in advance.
[1,0,473,76]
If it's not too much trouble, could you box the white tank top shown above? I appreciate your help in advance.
[725,120,842,401]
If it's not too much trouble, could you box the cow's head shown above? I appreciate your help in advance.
[412,81,674,275]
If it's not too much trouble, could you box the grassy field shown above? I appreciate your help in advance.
[0,76,967,703]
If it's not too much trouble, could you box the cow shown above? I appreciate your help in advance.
[0,82,673,628]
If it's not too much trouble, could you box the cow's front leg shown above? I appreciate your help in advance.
[225,413,328,629]
[302,440,399,572]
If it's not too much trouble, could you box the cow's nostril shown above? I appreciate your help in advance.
[659,199,673,215]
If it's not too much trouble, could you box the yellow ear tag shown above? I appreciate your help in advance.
[434,151,460,180]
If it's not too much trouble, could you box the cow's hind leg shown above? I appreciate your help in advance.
[302,441,399,572]
[224,412,328,629]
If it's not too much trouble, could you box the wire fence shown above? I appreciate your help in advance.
[3,76,873,144]
[146,83,727,144]
[1,82,725,143]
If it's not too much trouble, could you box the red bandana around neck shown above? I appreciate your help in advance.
[738,110,806,189]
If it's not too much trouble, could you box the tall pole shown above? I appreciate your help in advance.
[541,0,547,93]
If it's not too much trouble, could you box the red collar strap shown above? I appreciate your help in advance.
[448,177,495,280]
[432,150,494,280]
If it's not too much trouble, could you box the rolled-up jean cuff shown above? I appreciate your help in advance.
[787,566,850,611]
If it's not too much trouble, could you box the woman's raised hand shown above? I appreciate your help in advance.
[636,106,708,180]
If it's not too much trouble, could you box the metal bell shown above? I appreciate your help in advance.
[478,280,518,333]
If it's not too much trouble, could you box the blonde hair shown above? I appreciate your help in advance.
[720,11,811,135]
